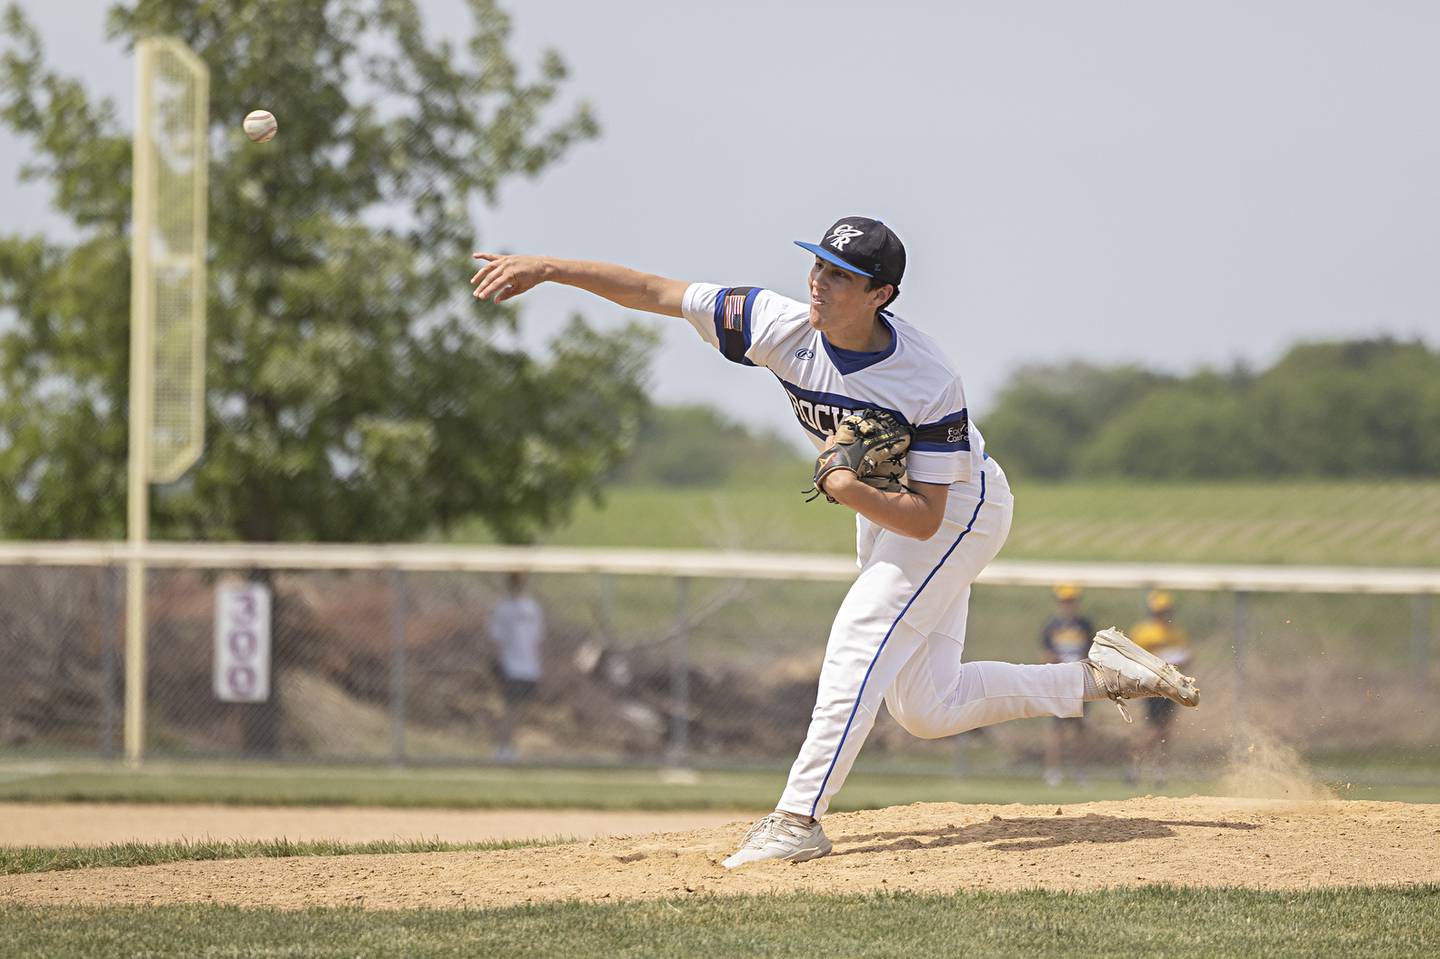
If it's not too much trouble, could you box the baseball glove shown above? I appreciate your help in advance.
[806,409,913,503]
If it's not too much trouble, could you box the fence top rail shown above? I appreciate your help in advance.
[2,541,1437,594]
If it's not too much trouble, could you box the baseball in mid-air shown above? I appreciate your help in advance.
[243,109,277,143]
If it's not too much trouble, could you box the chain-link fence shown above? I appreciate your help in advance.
[2,552,1437,782]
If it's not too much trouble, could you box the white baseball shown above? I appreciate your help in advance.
[243,109,277,143]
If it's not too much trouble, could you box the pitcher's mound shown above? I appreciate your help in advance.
[3,797,1436,909]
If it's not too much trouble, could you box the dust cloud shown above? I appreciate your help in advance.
[1218,726,1335,801]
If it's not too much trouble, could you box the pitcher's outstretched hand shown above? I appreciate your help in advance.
[471,252,550,303]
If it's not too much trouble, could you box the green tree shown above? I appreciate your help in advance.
[1078,374,1262,479]
[0,0,655,544]
[980,362,1169,480]
[1246,339,1440,477]
[611,404,804,487]
[1016,340,1440,480]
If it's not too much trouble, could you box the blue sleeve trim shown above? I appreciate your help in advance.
[712,286,759,367]
[710,285,730,339]
[912,408,971,452]
[743,287,759,359]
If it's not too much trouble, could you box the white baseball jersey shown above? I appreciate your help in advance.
[680,284,987,485]
[680,283,1091,827]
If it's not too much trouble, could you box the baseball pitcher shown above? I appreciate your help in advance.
[469,216,1199,868]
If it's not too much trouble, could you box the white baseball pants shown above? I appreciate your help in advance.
[777,462,1087,819]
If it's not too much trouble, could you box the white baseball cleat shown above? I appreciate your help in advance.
[722,812,832,869]
[1086,627,1200,722]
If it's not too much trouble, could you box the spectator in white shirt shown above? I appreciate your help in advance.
[487,572,545,761]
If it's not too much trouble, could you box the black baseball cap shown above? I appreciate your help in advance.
[794,216,906,289]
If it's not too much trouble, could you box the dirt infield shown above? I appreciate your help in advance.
[2,797,1436,909]
[0,803,749,846]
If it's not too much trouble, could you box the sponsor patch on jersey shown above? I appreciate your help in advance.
[913,410,970,452]
[795,348,815,360]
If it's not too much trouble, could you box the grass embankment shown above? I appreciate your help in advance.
[456,476,1440,567]
[3,760,1436,810]
[1,887,1435,958]
[0,836,557,876]
[0,760,1207,810]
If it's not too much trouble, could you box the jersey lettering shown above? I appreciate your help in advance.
[780,380,905,440]
[795,398,817,432]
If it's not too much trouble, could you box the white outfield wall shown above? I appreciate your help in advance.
[1,540,1437,594]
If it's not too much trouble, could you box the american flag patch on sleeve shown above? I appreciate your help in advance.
[722,291,748,332]
[710,286,760,366]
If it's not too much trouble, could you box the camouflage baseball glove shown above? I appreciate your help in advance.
[806,409,913,503]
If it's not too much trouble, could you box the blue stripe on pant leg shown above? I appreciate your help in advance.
[808,470,988,817]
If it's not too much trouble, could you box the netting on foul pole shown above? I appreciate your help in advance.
[132,37,209,483]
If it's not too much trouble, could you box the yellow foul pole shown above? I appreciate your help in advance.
[125,37,209,764]
[125,40,156,765]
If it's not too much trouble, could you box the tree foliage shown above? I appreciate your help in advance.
[984,338,1440,480]
[610,404,802,487]
[979,362,1170,480]
[0,0,654,542]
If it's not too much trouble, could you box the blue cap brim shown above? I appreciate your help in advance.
[793,241,874,278]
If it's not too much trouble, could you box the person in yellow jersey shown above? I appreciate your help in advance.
[1128,590,1193,784]
[1040,585,1094,787]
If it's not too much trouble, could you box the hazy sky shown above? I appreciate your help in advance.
[3,1,1437,441]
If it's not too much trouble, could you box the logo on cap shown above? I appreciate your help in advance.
[828,224,864,250]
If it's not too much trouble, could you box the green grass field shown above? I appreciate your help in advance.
[456,476,1440,567]
[0,836,558,876]
[0,760,1204,809]
[3,759,1438,810]
[4,764,1437,957]
[2,887,1435,958]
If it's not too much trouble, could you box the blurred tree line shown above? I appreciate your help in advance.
[0,0,653,544]
[983,338,1440,480]
[610,404,800,486]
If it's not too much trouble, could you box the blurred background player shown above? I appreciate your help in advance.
[487,572,546,762]
[1040,584,1095,786]
[1128,589,1193,784]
